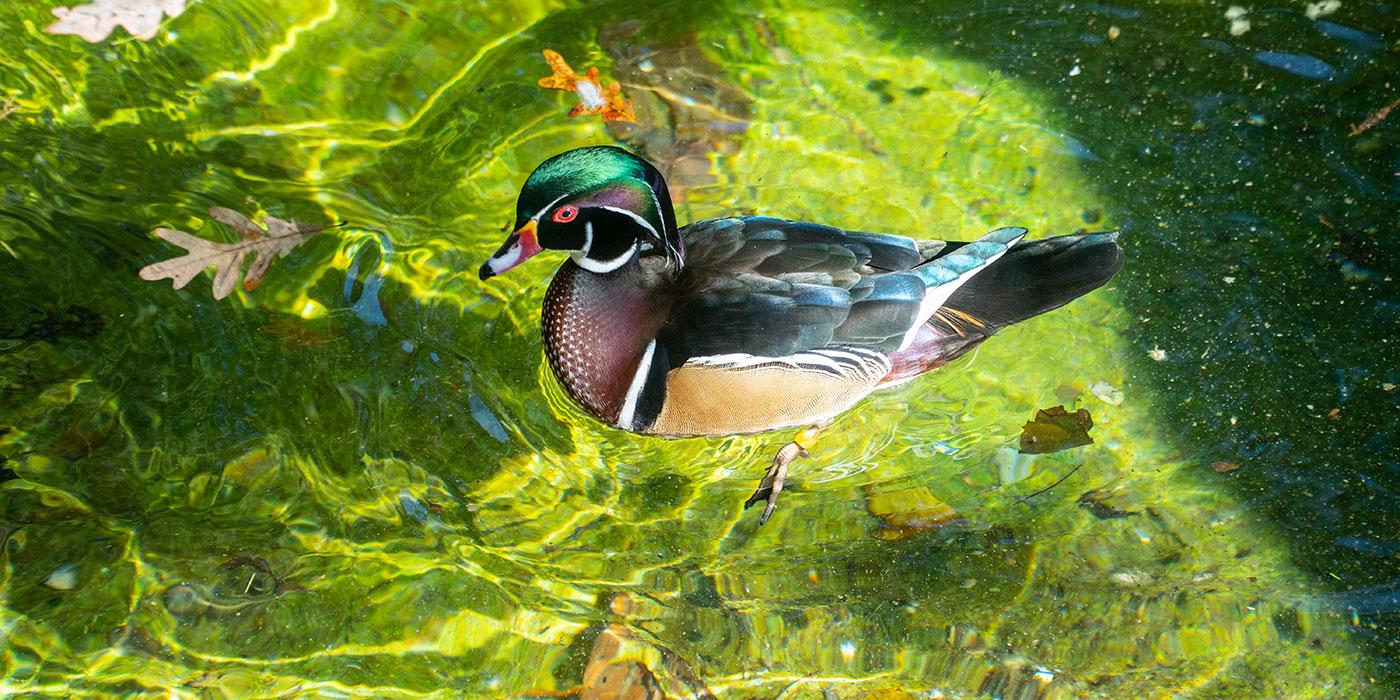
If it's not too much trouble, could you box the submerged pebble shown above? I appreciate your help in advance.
[44,563,77,590]
[469,394,509,442]
[163,584,202,616]
[1090,380,1125,405]
[1253,51,1337,81]
[1111,569,1152,588]
[399,490,429,524]
[1225,6,1250,36]
[993,445,1035,484]
[1305,0,1341,19]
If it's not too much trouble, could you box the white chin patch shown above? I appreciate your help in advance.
[572,244,637,273]
[571,220,637,273]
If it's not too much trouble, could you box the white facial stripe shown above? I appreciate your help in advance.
[647,187,666,233]
[617,339,657,430]
[573,246,637,273]
[646,187,681,268]
[529,193,572,223]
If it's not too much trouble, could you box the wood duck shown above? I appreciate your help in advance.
[480,146,1123,524]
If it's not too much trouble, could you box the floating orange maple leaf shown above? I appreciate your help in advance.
[537,49,636,123]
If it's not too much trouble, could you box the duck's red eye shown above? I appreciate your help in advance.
[551,205,579,223]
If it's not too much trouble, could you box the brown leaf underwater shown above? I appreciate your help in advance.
[865,485,960,541]
[1018,405,1094,454]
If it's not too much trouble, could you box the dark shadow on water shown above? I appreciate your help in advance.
[859,0,1400,685]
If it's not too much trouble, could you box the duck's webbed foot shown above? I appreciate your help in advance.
[743,424,827,525]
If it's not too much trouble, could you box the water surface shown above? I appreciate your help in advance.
[1,0,1396,697]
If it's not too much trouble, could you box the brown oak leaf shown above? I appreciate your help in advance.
[139,207,325,300]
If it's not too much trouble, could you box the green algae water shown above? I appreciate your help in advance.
[1,0,1397,697]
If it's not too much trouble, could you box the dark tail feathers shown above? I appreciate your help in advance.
[932,232,1124,337]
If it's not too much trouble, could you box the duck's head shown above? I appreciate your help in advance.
[479,146,683,280]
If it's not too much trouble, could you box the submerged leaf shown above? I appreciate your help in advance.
[866,486,960,540]
[1077,489,1136,519]
[208,206,261,238]
[1018,405,1094,454]
[138,207,325,300]
[45,0,188,43]
[569,593,710,700]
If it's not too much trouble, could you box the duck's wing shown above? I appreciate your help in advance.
[661,217,1020,363]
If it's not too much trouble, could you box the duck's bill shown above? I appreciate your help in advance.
[479,220,542,280]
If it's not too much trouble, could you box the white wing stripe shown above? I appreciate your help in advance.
[899,229,1027,349]
[685,347,890,379]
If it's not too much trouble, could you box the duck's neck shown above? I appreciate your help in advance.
[541,259,671,427]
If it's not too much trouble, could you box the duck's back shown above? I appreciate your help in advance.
[636,217,954,436]
[663,216,947,359]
